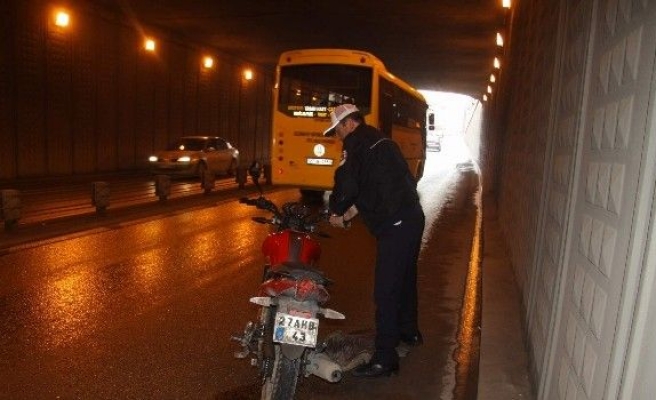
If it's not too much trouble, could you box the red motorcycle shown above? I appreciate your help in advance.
[231,186,346,399]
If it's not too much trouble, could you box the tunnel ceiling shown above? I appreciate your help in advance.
[97,1,507,98]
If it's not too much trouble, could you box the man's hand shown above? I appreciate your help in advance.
[343,205,358,221]
[329,205,358,229]
[329,214,346,228]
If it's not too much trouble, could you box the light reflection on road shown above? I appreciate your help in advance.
[37,268,99,349]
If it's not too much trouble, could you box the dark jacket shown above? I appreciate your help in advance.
[328,124,421,236]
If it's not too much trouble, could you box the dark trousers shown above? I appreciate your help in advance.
[373,203,425,365]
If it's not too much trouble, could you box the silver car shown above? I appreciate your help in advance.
[148,136,239,178]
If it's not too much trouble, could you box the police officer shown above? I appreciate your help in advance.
[325,104,425,377]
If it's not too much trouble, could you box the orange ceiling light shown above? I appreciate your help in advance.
[203,56,214,69]
[144,38,156,52]
[243,69,253,80]
[54,10,70,27]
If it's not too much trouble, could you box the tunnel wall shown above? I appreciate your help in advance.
[0,0,273,181]
[462,100,484,175]
[491,0,656,399]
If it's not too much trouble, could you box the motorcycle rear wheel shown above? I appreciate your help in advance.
[261,345,301,400]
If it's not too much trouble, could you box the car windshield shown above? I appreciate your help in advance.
[168,138,206,151]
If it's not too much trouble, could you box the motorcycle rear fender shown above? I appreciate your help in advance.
[262,296,344,319]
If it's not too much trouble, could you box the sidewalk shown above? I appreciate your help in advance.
[478,193,534,399]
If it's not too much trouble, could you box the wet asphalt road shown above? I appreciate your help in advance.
[0,137,481,399]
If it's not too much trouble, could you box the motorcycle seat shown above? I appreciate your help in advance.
[270,261,332,285]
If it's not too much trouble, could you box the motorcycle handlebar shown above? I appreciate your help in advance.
[240,196,331,235]
[251,216,269,225]
[239,196,279,214]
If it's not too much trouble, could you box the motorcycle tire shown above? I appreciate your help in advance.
[261,345,301,400]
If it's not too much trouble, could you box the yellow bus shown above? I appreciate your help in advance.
[271,49,428,191]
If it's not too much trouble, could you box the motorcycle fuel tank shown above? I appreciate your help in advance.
[262,230,321,266]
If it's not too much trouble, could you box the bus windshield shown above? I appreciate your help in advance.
[278,64,372,118]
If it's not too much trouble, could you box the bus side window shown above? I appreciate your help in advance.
[378,78,394,137]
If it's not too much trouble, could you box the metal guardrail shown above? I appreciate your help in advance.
[0,174,243,229]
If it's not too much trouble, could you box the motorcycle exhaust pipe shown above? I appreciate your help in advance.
[307,352,343,383]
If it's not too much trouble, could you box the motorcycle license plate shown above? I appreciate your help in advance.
[273,312,319,347]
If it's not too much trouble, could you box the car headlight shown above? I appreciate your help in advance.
[149,156,158,162]
[177,156,192,162]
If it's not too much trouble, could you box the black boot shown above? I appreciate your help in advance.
[352,360,399,378]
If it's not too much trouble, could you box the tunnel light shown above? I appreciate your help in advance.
[243,69,253,81]
[487,85,493,94]
[496,32,504,47]
[203,56,214,69]
[54,10,70,27]
[490,74,496,83]
[483,94,488,102]
[494,57,501,69]
[144,38,156,52]
[502,0,511,9]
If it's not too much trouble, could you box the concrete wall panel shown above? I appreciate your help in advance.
[167,43,187,148]
[493,0,656,398]
[15,1,47,177]
[182,52,198,135]
[45,11,73,175]
[547,0,656,398]
[116,27,137,170]
[0,2,15,179]
[71,11,97,174]
[95,16,118,172]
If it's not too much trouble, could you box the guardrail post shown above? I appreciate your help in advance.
[1,189,21,230]
[155,175,171,201]
[91,181,110,213]
[201,172,215,194]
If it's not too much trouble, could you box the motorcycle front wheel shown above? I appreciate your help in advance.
[261,345,301,400]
